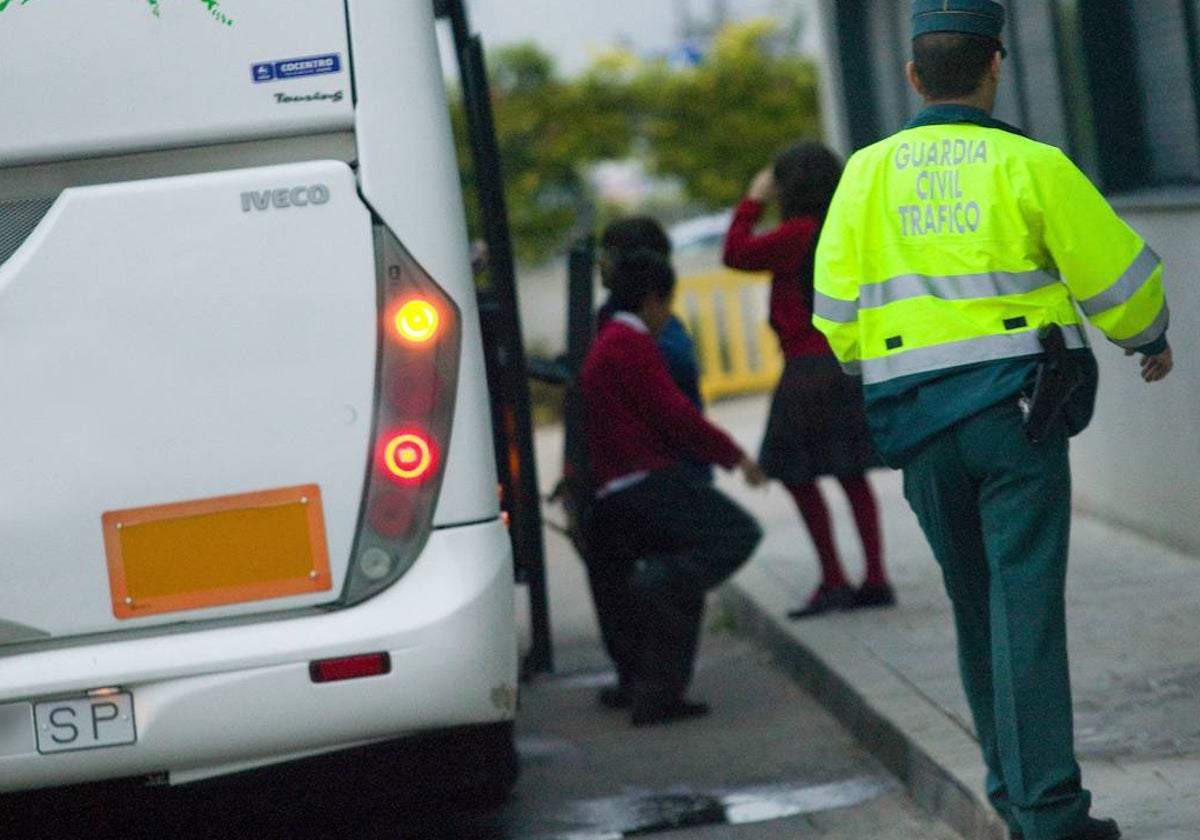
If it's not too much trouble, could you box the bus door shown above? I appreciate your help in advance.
[438,0,553,676]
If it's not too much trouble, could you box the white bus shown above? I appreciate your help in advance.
[0,0,523,798]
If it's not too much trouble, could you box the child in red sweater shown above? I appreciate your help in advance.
[723,140,894,619]
[581,249,765,726]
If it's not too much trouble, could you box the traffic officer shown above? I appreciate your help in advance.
[813,2,1173,839]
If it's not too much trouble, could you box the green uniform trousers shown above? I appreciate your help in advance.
[902,399,1091,840]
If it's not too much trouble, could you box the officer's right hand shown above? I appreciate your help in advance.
[1126,346,1174,382]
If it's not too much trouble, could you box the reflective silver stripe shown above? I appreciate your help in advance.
[1077,244,1161,317]
[860,269,1061,310]
[861,323,1088,384]
[840,359,862,377]
[813,290,858,323]
[1111,303,1170,350]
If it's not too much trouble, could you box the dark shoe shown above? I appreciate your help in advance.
[630,699,710,727]
[787,583,855,619]
[597,685,632,709]
[1064,816,1121,840]
[1011,816,1121,840]
[852,582,896,609]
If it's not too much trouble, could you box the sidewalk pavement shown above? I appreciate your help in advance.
[530,393,1200,840]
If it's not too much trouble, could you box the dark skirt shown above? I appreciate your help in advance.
[759,356,884,484]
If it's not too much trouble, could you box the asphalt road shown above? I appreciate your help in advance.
[482,596,965,840]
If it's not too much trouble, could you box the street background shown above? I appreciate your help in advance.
[457,0,822,76]
[524,394,1200,840]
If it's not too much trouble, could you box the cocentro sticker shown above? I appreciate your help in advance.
[252,53,342,84]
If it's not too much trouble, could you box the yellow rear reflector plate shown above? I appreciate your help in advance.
[102,485,332,620]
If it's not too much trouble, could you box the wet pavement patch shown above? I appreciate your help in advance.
[528,775,895,839]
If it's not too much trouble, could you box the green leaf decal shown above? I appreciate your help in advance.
[0,0,234,25]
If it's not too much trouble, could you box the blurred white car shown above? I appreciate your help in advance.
[669,209,735,258]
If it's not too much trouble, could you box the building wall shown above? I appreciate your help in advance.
[816,0,1200,554]
[1072,203,1200,554]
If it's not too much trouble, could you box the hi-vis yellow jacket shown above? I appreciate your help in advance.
[814,106,1169,463]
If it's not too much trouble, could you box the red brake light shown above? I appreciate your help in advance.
[381,431,435,482]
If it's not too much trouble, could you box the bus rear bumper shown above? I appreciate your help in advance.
[0,518,518,793]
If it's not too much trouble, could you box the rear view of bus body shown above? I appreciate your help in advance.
[0,1,517,792]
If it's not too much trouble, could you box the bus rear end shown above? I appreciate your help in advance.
[0,0,517,793]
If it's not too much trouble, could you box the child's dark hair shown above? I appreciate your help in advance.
[607,248,676,314]
[911,31,1000,100]
[774,140,844,221]
[599,215,672,258]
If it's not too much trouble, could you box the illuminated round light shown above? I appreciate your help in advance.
[359,547,393,581]
[394,300,440,343]
[383,432,434,481]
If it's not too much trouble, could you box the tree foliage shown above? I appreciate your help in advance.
[449,19,822,264]
[634,19,822,207]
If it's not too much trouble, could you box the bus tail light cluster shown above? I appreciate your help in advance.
[342,225,461,605]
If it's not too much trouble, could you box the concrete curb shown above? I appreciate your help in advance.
[720,571,1009,840]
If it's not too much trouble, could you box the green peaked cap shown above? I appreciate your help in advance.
[912,0,1006,40]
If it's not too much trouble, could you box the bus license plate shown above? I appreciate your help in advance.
[34,693,136,754]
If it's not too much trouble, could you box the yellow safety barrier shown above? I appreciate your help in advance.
[674,268,782,402]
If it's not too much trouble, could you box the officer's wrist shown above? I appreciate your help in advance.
[1135,336,1168,356]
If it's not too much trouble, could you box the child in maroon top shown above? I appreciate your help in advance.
[723,140,894,618]
[595,216,711,484]
[583,312,743,489]
[581,249,765,726]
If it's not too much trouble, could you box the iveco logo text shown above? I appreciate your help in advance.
[240,184,330,212]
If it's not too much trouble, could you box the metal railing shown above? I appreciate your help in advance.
[674,268,782,401]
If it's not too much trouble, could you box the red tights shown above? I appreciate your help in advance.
[785,475,886,588]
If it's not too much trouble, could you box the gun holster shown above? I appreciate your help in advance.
[1020,324,1084,443]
